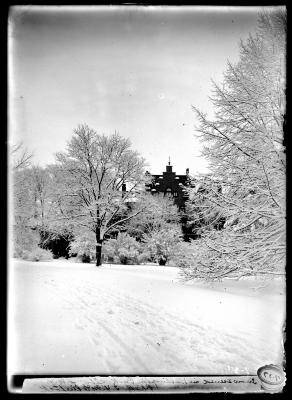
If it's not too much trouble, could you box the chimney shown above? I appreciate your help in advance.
[165,157,173,173]
[186,168,189,175]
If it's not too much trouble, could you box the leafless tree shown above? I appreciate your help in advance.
[182,9,286,281]
[54,124,147,266]
[11,141,33,170]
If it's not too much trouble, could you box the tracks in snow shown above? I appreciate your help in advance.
[41,270,274,374]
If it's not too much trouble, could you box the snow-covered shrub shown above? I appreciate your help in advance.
[102,240,115,263]
[103,233,146,265]
[13,225,40,258]
[137,252,151,264]
[68,232,96,263]
[125,195,181,241]
[21,247,53,262]
[173,239,231,282]
[142,224,183,265]
[172,241,196,269]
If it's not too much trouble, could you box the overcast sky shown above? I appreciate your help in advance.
[9,5,264,176]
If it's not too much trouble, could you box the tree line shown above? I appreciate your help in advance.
[12,128,184,266]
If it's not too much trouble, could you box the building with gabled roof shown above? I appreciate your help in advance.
[145,159,191,210]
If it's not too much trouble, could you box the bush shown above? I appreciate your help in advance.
[39,228,73,259]
[68,232,96,263]
[142,225,183,266]
[173,239,240,282]
[137,252,151,264]
[171,241,198,279]
[13,225,40,258]
[13,242,27,259]
[21,247,54,262]
[80,253,91,263]
[103,233,148,265]
[13,227,54,262]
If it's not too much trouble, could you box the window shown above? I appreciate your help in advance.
[173,191,178,197]
[165,188,172,197]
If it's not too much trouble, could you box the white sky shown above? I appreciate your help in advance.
[8,5,263,176]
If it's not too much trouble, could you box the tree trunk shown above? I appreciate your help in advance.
[95,227,103,266]
[96,243,102,266]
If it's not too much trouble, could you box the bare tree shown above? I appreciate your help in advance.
[11,141,33,170]
[54,124,147,266]
[182,9,286,281]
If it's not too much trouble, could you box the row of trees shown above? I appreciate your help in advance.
[12,129,185,266]
[65,192,183,265]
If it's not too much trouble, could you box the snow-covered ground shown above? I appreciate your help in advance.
[8,259,285,376]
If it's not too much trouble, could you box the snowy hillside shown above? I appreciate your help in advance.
[8,259,285,376]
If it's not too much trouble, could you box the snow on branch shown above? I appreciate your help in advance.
[181,9,286,281]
